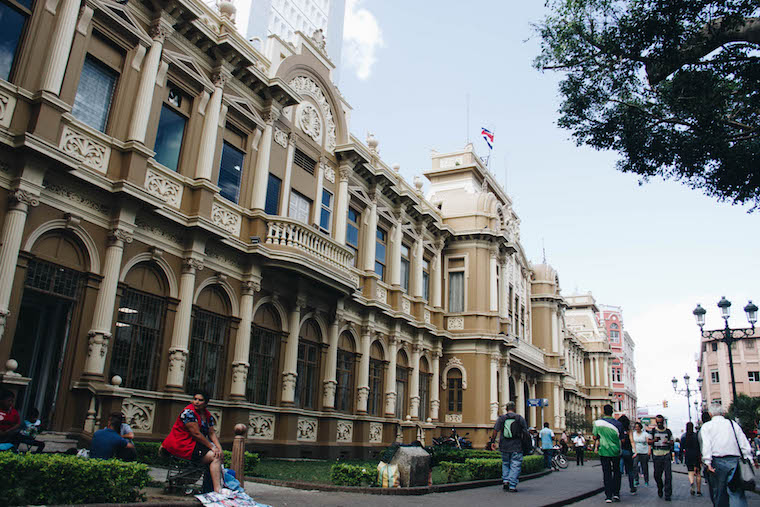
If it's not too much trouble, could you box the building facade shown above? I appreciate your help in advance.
[698,329,760,409]
[0,0,614,457]
[598,304,637,419]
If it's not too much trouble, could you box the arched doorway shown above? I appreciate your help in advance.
[335,331,356,413]
[247,304,282,406]
[419,356,431,422]
[187,285,232,398]
[395,349,409,420]
[294,319,322,410]
[368,341,385,416]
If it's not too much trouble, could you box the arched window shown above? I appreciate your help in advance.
[419,357,431,421]
[187,286,232,398]
[295,319,321,409]
[110,262,169,390]
[447,369,463,413]
[368,342,385,416]
[395,350,409,419]
[247,304,282,405]
[335,332,356,413]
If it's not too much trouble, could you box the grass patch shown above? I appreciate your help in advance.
[252,459,377,484]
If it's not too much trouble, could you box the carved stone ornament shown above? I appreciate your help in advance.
[401,298,411,314]
[447,316,464,330]
[339,165,351,182]
[441,356,468,390]
[298,103,322,144]
[424,310,431,324]
[211,203,241,236]
[122,398,156,433]
[211,70,228,89]
[385,391,396,415]
[311,28,327,52]
[208,407,223,436]
[439,156,463,169]
[265,109,280,125]
[87,332,109,358]
[297,417,318,442]
[59,125,111,173]
[248,411,275,440]
[149,20,169,41]
[231,363,248,385]
[324,164,335,183]
[145,168,182,207]
[242,280,261,295]
[288,76,336,152]
[273,127,288,148]
[182,258,204,273]
[0,90,17,128]
[369,422,383,444]
[375,286,387,303]
[167,348,187,373]
[336,420,353,443]
[282,372,297,393]
[9,189,40,208]
[445,413,463,423]
[109,228,134,245]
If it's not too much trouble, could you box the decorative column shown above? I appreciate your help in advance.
[529,381,537,427]
[388,222,401,287]
[500,360,510,412]
[553,383,561,428]
[166,257,203,390]
[251,108,279,209]
[431,241,443,308]
[279,133,296,213]
[82,227,133,378]
[230,277,261,399]
[311,157,325,225]
[385,336,398,416]
[0,190,39,342]
[322,308,342,409]
[127,21,168,143]
[489,355,499,421]
[411,234,424,298]
[281,294,305,404]
[40,0,81,94]
[498,256,508,318]
[409,342,421,420]
[362,188,378,272]
[516,373,525,417]
[333,162,351,244]
[559,386,566,429]
[356,325,372,413]
[489,248,498,312]
[430,349,441,421]
[195,71,227,180]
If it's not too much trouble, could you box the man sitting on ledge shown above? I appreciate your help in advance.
[90,412,136,460]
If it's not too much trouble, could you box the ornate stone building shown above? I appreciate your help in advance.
[0,0,615,457]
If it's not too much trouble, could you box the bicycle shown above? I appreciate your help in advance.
[551,446,568,470]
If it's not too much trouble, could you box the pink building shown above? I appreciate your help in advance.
[598,305,638,419]
[699,329,760,409]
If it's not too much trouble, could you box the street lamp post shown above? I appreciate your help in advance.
[671,374,701,422]
[693,297,758,404]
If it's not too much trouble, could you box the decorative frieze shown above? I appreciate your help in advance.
[273,127,288,148]
[336,420,353,443]
[43,180,110,216]
[445,413,462,423]
[298,103,322,144]
[121,398,155,433]
[369,422,383,444]
[424,310,431,324]
[297,417,318,442]
[288,76,336,152]
[0,91,17,128]
[211,203,241,236]
[59,125,111,173]
[324,164,335,183]
[447,316,464,330]
[376,286,387,303]
[401,298,411,314]
[145,168,183,207]
[248,412,275,440]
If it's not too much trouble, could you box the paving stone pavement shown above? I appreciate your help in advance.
[243,463,603,507]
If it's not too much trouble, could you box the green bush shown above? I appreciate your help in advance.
[439,461,471,483]
[0,453,150,505]
[329,463,377,486]
[134,441,259,474]
[465,458,501,480]
[427,447,501,466]
[521,455,544,474]
[439,455,545,484]
[566,449,600,460]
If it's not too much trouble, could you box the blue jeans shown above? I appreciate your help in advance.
[711,456,748,507]
[501,451,523,488]
[543,448,554,469]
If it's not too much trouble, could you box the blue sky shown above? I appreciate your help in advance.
[239,0,760,431]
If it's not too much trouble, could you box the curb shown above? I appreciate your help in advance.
[244,469,552,495]
[539,486,605,507]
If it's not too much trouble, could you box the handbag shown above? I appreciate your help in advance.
[728,418,757,492]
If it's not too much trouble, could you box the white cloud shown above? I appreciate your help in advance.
[343,0,384,80]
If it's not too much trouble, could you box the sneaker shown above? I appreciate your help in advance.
[697,492,703,497]
[665,497,671,502]
[612,495,620,502]
[503,483,509,491]
[644,481,649,487]
[605,499,613,504]
[509,487,518,493]
[690,484,695,496]
[658,488,663,498]
[630,488,637,495]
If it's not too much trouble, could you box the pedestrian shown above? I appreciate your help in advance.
[618,415,636,494]
[489,400,528,493]
[632,421,650,487]
[700,404,752,507]
[648,414,673,501]
[573,432,586,466]
[90,412,136,460]
[699,410,715,502]
[593,404,624,503]
[681,422,702,497]
[673,438,681,464]
[539,422,555,469]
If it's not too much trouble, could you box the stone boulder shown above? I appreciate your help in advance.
[389,446,431,487]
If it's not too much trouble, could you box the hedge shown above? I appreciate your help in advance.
[566,449,600,459]
[438,455,544,483]
[329,463,378,486]
[134,441,260,474]
[427,447,502,466]
[1,452,150,505]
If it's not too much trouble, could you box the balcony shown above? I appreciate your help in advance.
[264,217,357,287]
[512,339,545,368]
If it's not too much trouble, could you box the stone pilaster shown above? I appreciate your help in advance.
[230,275,262,399]
[281,294,305,405]
[385,335,398,416]
[195,70,227,180]
[356,323,372,414]
[489,355,499,421]
[409,342,421,420]
[279,133,296,213]
[165,257,203,390]
[127,20,169,142]
[251,108,279,209]
[431,240,444,308]
[322,306,343,409]
[362,188,378,273]
[430,348,441,421]
[333,161,351,245]
[40,0,81,94]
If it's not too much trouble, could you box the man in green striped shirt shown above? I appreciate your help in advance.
[593,404,625,503]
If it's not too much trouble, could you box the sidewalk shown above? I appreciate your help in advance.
[243,463,602,507]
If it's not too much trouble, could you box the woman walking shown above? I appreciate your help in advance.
[681,422,702,496]
[632,421,650,487]
[618,415,637,494]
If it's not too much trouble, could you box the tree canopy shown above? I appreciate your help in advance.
[728,394,760,434]
[535,0,760,210]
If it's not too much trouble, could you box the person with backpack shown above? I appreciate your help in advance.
[593,404,625,503]
[489,400,529,493]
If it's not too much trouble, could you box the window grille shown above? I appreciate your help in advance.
[295,340,320,409]
[72,55,118,132]
[293,149,316,175]
[395,366,408,419]
[335,350,355,413]
[24,259,81,300]
[368,359,384,416]
[186,308,230,398]
[419,372,432,421]
[448,376,463,412]
[110,288,166,390]
[246,325,279,405]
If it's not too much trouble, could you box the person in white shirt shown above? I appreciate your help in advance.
[573,433,587,466]
[631,421,650,487]
[700,404,752,507]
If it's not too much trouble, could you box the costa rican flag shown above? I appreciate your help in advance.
[481,128,494,149]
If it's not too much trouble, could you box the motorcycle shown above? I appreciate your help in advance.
[432,428,472,449]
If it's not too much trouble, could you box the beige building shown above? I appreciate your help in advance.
[699,329,760,409]
[0,0,615,457]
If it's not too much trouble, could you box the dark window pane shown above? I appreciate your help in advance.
[376,242,386,264]
[0,4,26,81]
[400,259,410,292]
[295,340,320,410]
[374,261,384,279]
[293,149,316,174]
[72,56,118,132]
[368,359,384,416]
[348,208,359,223]
[422,272,429,300]
[320,207,331,230]
[264,173,281,215]
[335,350,354,413]
[346,224,359,248]
[246,326,279,405]
[153,105,186,171]
[186,309,229,398]
[218,141,244,203]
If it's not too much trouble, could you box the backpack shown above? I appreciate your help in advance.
[502,418,520,439]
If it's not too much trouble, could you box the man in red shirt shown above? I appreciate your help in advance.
[0,389,21,449]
